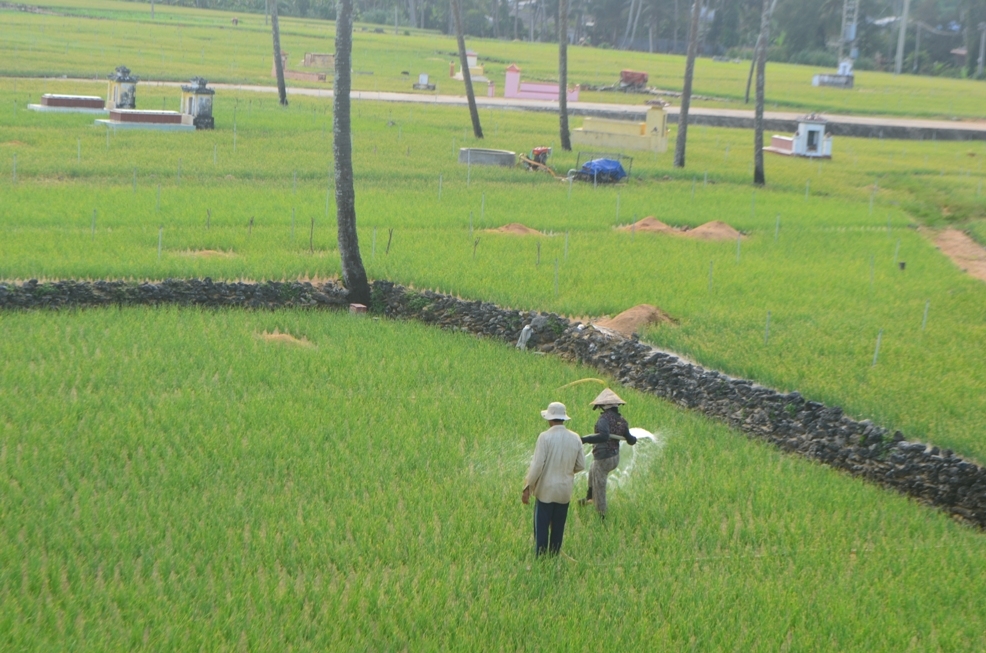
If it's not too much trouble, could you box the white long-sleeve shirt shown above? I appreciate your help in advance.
[524,425,586,504]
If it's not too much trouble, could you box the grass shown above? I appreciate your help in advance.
[1,0,986,119]
[2,9,986,647]
[1,307,985,650]
[1,79,985,460]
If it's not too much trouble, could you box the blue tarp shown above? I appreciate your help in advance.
[580,158,627,182]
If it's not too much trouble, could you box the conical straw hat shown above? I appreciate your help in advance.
[590,388,625,407]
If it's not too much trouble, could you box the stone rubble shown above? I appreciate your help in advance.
[3,277,984,528]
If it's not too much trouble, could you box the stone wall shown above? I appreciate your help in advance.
[3,277,984,528]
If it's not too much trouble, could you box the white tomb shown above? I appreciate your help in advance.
[764,113,833,159]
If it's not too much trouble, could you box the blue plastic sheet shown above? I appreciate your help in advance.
[580,158,627,182]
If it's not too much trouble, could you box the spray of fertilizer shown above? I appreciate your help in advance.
[576,427,667,490]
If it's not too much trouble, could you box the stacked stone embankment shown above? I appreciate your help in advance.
[4,278,985,528]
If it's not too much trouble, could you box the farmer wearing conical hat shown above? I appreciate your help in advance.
[522,401,586,557]
[579,388,637,518]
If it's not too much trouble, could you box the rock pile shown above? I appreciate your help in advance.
[4,277,984,528]
[0,278,349,310]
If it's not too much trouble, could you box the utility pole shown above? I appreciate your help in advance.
[838,0,858,60]
[894,0,911,75]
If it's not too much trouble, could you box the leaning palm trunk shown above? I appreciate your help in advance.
[333,0,371,304]
[673,0,701,168]
[451,0,484,139]
[558,0,571,150]
[271,0,288,106]
[753,0,777,186]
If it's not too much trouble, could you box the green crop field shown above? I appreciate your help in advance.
[2,2,986,649]
[2,0,986,119]
[2,308,986,650]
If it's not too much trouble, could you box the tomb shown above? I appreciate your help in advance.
[28,94,108,114]
[451,51,488,83]
[412,73,436,91]
[570,106,668,153]
[302,53,334,68]
[107,65,138,109]
[812,59,854,89]
[272,52,327,83]
[95,109,195,131]
[764,113,833,158]
[180,77,215,129]
[503,64,579,102]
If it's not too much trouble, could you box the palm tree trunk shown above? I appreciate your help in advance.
[621,0,637,49]
[629,0,644,50]
[673,0,701,168]
[753,0,778,185]
[271,0,288,106]
[408,0,418,28]
[334,0,371,304]
[559,0,571,150]
[753,0,769,185]
[451,0,484,138]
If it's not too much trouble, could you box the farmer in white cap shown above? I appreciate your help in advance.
[579,388,637,518]
[522,401,586,557]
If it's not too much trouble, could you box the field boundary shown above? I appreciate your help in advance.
[3,276,984,528]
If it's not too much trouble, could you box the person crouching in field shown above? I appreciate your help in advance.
[522,402,586,557]
[579,388,636,518]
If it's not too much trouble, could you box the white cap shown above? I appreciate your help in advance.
[540,401,571,421]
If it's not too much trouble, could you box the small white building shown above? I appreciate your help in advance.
[764,114,832,159]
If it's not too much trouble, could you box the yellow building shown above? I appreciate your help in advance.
[571,106,668,153]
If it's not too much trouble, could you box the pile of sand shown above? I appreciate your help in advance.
[593,304,677,336]
[617,217,674,233]
[685,221,743,241]
[489,222,542,235]
[617,218,742,241]
[926,228,986,282]
[258,329,313,347]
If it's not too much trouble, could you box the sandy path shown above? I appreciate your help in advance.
[928,228,986,282]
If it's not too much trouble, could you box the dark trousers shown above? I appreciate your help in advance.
[533,499,570,557]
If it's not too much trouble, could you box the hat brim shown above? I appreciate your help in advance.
[541,409,571,421]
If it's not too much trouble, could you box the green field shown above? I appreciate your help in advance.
[2,0,986,119]
[3,1,986,649]
[2,308,986,650]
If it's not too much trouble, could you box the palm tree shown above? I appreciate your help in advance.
[559,0,572,150]
[673,0,701,168]
[451,0,484,138]
[753,0,778,186]
[333,0,371,304]
[270,0,288,106]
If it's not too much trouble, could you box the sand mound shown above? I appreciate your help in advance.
[258,329,312,347]
[593,304,677,336]
[618,217,674,233]
[489,222,542,235]
[685,221,743,241]
[926,228,986,282]
[181,249,235,258]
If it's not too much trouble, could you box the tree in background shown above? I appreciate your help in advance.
[673,0,701,168]
[270,0,288,105]
[333,0,372,304]
[451,0,484,138]
[559,0,572,150]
